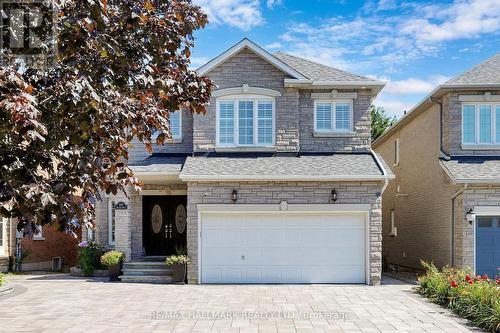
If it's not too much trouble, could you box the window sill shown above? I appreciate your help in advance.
[215,146,276,153]
[313,131,356,138]
[462,144,500,150]
[131,137,184,144]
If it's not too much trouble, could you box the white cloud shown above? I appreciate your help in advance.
[373,98,414,117]
[266,0,282,9]
[277,0,500,71]
[265,42,282,49]
[193,0,264,31]
[382,75,450,94]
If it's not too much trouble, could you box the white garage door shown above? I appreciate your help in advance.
[201,212,367,284]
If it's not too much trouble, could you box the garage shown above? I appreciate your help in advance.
[200,210,368,284]
[476,215,500,278]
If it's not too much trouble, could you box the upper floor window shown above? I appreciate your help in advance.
[152,110,182,141]
[314,100,353,133]
[462,103,500,145]
[216,97,275,147]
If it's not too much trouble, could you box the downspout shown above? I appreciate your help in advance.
[428,97,450,160]
[370,149,389,194]
[451,183,467,267]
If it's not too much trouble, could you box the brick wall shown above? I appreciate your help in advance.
[186,181,384,285]
[375,103,460,270]
[21,224,80,269]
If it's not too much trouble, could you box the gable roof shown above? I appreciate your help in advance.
[196,38,385,92]
[274,52,377,83]
[373,52,500,147]
[196,38,308,80]
[444,53,500,86]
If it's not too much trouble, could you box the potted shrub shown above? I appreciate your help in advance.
[100,250,124,281]
[165,255,191,284]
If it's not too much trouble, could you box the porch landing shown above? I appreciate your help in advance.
[120,257,174,284]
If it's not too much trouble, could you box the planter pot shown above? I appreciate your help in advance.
[171,263,187,284]
[107,264,121,281]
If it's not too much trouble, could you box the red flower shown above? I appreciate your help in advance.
[468,279,473,285]
[465,275,471,281]
[450,280,458,288]
[496,279,500,285]
[482,274,489,280]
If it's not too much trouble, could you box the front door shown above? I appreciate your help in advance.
[476,215,500,278]
[143,196,187,256]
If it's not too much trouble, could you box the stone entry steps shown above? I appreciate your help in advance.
[120,257,174,284]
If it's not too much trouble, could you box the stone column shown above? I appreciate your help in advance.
[114,196,132,262]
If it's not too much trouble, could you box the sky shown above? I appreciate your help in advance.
[189,0,500,118]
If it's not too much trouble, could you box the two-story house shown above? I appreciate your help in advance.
[92,39,393,285]
[374,53,500,278]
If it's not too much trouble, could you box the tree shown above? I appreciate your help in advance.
[371,105,396,141]
[0,0,213,236]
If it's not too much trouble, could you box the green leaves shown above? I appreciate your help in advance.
[0,0,212,235]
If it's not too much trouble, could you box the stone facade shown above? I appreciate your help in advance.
[186,181,384,285]
[442,90,500,156]
[299,90,372,152]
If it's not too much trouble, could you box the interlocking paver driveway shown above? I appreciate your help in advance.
[0,274,480,333]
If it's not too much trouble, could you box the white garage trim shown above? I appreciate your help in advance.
[197,204,371,284]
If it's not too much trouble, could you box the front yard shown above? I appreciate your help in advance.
[0,273,480,332]
[418,262,500,332]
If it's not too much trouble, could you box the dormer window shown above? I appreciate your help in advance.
[314,100,353,133]
[216,96,275,147]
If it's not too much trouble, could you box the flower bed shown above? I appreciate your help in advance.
[417,261,500,332]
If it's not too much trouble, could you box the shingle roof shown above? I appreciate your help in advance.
[441,157,500,183]
[444,53,500,86]
[273,52,377,82]
[129,154,188,174]
[180,153,393,181]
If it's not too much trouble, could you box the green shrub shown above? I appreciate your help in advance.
[0,273,5,287]
[100,251,124,267]
[77,241,105,276]
[165,255,191,266]
[418,261,500,332]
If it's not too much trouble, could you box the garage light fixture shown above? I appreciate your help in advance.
[331,189,338,203]
[231,189,238,203]
[465,208,475,225]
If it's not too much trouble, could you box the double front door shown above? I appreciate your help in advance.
[143,196,187,256]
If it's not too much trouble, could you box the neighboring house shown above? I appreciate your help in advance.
[0,219,80,272]
[92,38,393,285]
[373,53,500,278]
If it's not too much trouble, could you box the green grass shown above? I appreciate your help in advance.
[417,261,500,332]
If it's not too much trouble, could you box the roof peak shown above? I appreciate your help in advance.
[444,52,500,86]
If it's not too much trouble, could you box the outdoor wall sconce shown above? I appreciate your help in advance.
[231,189,238,203]
[465,208,476,225]
[331,189,338,203]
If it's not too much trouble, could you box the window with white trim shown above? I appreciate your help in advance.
[0,218,5,255]
[389,209,397,237]
[33,225,44,240]
[314,100,353,133]
[170,111,182,139]
[216,96,275,146]
[394,139,400,166]
[152,110,182,141]
[462,103,500,145]
[108,200,116,245]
